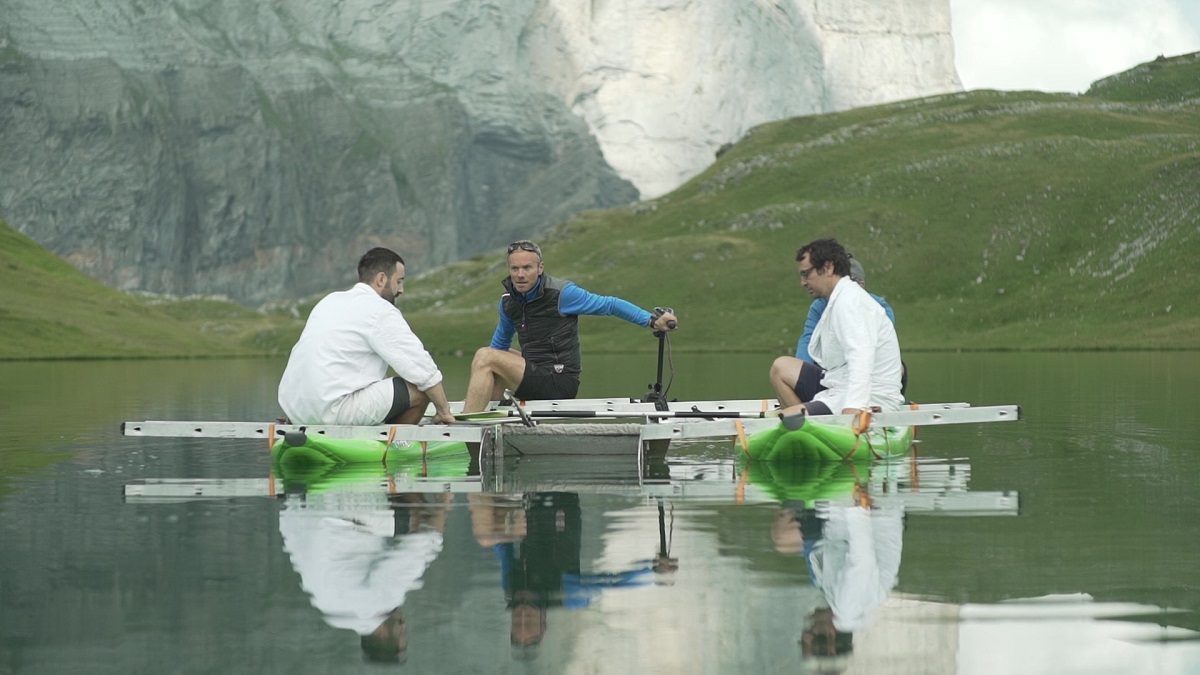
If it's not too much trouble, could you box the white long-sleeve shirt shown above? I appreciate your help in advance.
[809,277,904,412]
[279,492,443,635]
[278,283,443,424]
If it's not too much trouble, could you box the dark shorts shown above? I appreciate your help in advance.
[514,360,580,401]
[382,376,413,424]
[793,363,832,416]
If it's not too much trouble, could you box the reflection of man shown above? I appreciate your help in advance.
[279,491,450,663]
[469,492,582,660]
[810,504,903,631]
[772,501,904,667]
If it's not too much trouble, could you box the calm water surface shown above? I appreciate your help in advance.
[1,352,1198,675]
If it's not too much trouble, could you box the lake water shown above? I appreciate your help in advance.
[1,351,1198,675]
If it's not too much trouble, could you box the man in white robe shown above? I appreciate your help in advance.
[770,238,904,416]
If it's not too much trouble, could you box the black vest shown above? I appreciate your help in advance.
[502,274,582,376]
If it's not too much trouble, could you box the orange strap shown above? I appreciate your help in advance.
[734,420,750,458]
[846,434,863,460]
[852,410,872,435]
[268,471,277,497]
[849,464,871,507]
[909,402,920,441]
[382,426,399,468]
[842,410,872,460]
[735,464,749,504]
[267,423,276,450]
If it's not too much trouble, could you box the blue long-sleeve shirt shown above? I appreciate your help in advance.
[489,277,653,351]
[796,294,896,364]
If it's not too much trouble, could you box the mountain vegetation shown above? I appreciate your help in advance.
[2,52,1197,360]
[399,51,1200,354]
[0,219,276,359]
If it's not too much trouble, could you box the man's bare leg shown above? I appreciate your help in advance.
[770,356,805,408]
[394,383,430,425]
[463,348,529,413]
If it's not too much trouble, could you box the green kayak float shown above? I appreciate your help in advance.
[269,410,914,469]
[271,430,470,472]
[742,414,914,462]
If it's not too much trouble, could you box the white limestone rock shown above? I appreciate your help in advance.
[527,0,962,198]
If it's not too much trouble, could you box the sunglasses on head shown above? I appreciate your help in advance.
[507,241,542,256]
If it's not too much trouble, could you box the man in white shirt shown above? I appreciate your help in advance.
[278,248,456,425]
[769,238,904,416]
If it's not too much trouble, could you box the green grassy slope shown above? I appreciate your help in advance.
[1086,52,1200,102]
[0,219,263,359]
[3,53,1198,359]
[396,54,1200,354]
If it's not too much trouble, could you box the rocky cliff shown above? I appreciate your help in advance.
[0,0,959,303]
[531,0,962,198]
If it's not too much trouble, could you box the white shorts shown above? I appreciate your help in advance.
[329,379,396,426]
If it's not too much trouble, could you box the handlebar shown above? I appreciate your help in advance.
[653,306,678,330]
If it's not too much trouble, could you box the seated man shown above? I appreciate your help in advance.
[462,240,678,412]
[278,247,455,425]
[795,255,907,396]
[769,238,904,416]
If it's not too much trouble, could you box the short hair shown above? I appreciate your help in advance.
[358,248,405,283]
[796,238,851,277]
[506,240,543,260]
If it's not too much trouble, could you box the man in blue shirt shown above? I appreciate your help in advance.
[461,240,679,412]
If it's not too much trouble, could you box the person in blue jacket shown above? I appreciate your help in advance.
[462,240,679,411]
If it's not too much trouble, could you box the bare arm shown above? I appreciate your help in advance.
[421,382,456,424]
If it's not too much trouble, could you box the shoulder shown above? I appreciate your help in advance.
[542,274,574,292]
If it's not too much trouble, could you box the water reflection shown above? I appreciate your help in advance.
[278,488,451,664]
[469,491,669,660]
[258,448,1014,670]
[7,354,1200,673]
[773,499,903,668]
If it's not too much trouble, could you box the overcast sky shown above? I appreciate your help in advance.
[951,0,1200,93]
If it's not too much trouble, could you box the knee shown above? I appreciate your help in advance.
[471,347,497,370]
[769,356,792,378]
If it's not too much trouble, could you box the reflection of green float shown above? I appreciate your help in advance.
[744,415,914,461]
[741,459,867,505]
[271,431,470,491]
